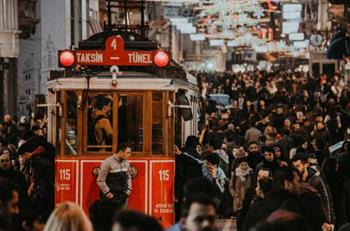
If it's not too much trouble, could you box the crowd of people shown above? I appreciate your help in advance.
[173,70,350,231]
[0,114,55,231]
[0,69,350,231]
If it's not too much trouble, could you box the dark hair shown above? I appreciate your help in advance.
[96,96,112,110]
[291,153,308,163]
[89,200,121,231]
[258,177,273,195]
[31,125,41,132]
[272,166,298,190]
[117,142,130,152]
[181,194,216,217]
[113,210,163,231]
[208,135,223,150]
[205,154,220,166]
[185,136,199,149]
[261,146,275,154]
[247,141,258,148]
[20,201,43,230]
[0,177,18,204]
[235,157,249,166]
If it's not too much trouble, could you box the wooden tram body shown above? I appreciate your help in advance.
[47,33,198,227]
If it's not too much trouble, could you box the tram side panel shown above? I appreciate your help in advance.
[55,157,174,228]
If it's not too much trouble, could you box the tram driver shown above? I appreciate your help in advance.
[96,143,132,208]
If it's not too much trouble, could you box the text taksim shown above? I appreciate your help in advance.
[77,52,103,63]
[128,53,152,64]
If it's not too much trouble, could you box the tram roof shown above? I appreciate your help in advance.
[47,71,198,92]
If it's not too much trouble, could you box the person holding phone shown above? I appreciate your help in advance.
[202,154,226,194]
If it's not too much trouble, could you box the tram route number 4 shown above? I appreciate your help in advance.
[158,170,170,181]
[59,169,71,181]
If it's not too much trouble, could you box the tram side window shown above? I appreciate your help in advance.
[65,92,78,155]
[87,94,113,151]
[118,95,143,152]
[152,93,163,155]
[56,91,62,154]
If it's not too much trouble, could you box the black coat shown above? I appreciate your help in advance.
[243,189,326,231]
[175,151,203,200]
[243,190,292,231]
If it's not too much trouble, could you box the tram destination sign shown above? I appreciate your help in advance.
[58,36,169,68]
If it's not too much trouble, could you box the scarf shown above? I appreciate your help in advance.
[235,167,252,181]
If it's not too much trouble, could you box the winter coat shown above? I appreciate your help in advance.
[243,189,326,231]
[229,170,253,213]
[175,150,203,200]
[306,167,335,223]
[245,127,262,144]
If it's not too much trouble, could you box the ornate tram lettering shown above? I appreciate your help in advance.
[128,53,152,64]
[77,52,103,63]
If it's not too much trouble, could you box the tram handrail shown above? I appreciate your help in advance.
[87,145,113,148]
[168,102,191,109]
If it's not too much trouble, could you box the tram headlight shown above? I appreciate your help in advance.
[59,50,75,67]
[154,51,169,68]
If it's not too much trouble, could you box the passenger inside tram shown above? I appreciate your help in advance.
[88,95,113,151]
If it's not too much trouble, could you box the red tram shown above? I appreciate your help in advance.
[47,28,198,227]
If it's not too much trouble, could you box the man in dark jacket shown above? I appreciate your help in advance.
[246,141,263,170]
[243,166,327,231]
[175,136,203,221]
[292,153,335,225]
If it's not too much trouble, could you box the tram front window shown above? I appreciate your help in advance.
[118,94,143,152]
[65,92,78,155]
[152,93,163,154]
[87,94,113,151]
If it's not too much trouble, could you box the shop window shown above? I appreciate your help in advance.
[118,94,143,152]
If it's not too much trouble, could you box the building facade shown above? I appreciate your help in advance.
[17,0,103,116]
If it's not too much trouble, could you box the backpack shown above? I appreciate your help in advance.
[88,114,107,145]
